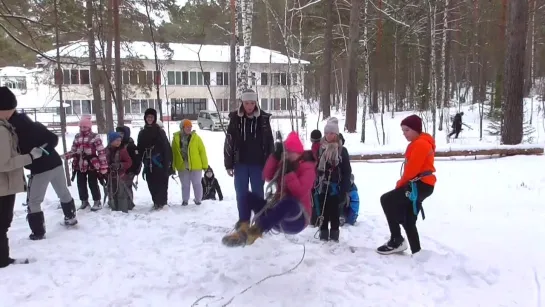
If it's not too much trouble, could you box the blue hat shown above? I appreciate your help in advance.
[107,131,122,143]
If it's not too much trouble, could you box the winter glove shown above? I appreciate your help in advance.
[272,141,283,160]
[111,163,121,171]
[339,192,350,208]
[29,145,47,160]
[226,169,234,177]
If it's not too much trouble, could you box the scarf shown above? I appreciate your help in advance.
[317,137,341,172]
[180,133,190,169]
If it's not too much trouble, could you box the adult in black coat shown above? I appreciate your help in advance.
[137,108,172,210]
[8,111,77,240]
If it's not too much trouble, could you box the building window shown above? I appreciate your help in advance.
[70,70,79,84]
[260,73,268,86]
[250,72,256,86]
[64,100,73,115]
[216,72,228,86]
[123,71,131,85]
[146,71,154,85]
[167,71,175,85]
[80,70,90,84]
[129,71,138,85]
[203,72,210,85]
[214,99,230,112]
[289,73,298,85]
[181,72,188,85]
[260,98,268,110]
[189,72,197,85]
[81,100,92,114]
[124,100,130,114]
[131,99,140,113]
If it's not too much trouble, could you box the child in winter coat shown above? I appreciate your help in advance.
[309,129,322,226]
[105,132,132,213]
[64,116,108,211]
[115,126,141,210]
[340,174,359,226]
[377,115,435,255]
[222,131,316,247]
[201,167,223,201]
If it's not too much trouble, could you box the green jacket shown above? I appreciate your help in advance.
[172,131,208,171]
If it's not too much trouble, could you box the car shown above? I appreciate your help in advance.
[197,110,228,131]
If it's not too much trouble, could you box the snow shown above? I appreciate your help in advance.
[40,41,311,65]
[2,111,545,306]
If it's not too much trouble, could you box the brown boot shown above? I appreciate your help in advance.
[222,222,250,247]
[245,224,263,245]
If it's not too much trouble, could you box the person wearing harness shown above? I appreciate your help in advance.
[105,132,133,213]
[377,114,435,255]
[0,88,46,267]
[8,108,77,239]
[63,116,108,211]
[222,132,315,247]
[223,89,274,231]
[116,126,140,210]
[137,108,173,210]
[315,117,352,242]
[172,119,208,206]
[201,166,223,201]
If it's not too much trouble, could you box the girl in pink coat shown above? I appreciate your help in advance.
[223,132,316,247]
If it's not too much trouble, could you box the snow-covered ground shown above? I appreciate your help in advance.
[1,111,545,306]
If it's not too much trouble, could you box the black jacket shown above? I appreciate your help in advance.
[317,146,352,196]
[116,126,141,175]
[201,167,223,200]
[137,109,172,172]
[8,112,62,175]
[223,103,274,169]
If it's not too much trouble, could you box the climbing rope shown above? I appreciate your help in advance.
[313,171,332,239]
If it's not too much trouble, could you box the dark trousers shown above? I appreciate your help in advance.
[76,171,101,201]
[234,164,265,222]
[0,194,15,268]
[146,169,169,206]
[246,192,306,234]
[380,182,434,253]
[318,193,341,231]
[448,125,461,138]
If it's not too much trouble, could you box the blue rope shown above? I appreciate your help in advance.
[408,181,419,216]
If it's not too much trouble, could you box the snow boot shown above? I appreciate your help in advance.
[182,201,188,206]
[90,200,102,212]
[27,212,46,240]
[194,201,201,206]
[60,199,78,226]
[222,222,249,247]
[319,229,329,241]
[245,224,263,245]
[78,201,90,210]
[330,229,340,242]
[376,237,408,255]
[152,203,165,210]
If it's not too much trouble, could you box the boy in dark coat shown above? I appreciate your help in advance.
[105,132,133,213]
[201,166,223,201]
[137,108,173,210]
[115,126,141,210]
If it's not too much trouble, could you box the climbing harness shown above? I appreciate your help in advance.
[399,161,434,220]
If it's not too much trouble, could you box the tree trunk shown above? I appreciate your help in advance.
[320,0,333,120]
[501,0,529,144]
[103,0,114,131]
[229,0,237,107]
[240,0,252,92]
[344,0,360,133]
[113,0,123,125]
[86,0,106,133]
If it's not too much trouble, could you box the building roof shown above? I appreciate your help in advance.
[40,41,310,65]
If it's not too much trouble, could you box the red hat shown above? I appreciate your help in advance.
[284,131,304,154]
[400,114,422,134]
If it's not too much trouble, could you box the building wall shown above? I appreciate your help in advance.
[52,58,306,118]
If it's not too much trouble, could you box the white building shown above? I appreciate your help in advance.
[37,41,310,121]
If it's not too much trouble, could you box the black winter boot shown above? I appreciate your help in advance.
[319,229,329,241]
[329,229,340,242]
[60,199,78,226]
[27,212,46,240]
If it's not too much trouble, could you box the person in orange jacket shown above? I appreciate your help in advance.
[376,114,435,255]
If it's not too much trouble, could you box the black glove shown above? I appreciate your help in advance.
[273,142,283,160]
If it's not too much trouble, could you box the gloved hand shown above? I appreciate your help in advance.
[344,193,351,208]
[29,147,45,160]
[111,163,121,171]
[272,142,283,160]
[226,169,234,177]
[339,192,350,208]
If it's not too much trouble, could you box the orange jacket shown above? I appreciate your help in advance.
[396,133,436,189]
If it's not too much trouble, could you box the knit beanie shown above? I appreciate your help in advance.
[0,87,17,110]
[79,116,92,128]
[284,131,304,154]
[310,129,322,143]
[323,117,339,134]
[180,119,192,129]
[400,114,423,134]
[108,131,122,143]
[240,89,258,102]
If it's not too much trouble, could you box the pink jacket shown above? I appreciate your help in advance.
[263,152,316,223]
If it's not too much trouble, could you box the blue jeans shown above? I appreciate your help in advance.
[246,193,306,234]
[234,164,265,222]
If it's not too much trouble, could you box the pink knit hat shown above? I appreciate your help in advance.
[79,116,92,128]
[284,131,304,154]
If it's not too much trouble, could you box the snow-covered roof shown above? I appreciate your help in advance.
[40,41,310,65]
[0,66,30,77]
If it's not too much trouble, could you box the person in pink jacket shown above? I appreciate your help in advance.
[222,131,316,247]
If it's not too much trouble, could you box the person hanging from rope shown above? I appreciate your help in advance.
[63,116,108,212]
[105,132,132,213]
[116,126,141,210]
[137,108,173,210]
[315,117,352,242]
[376,114,436,255]
[201,166,223,201]
[222,131,316,247]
